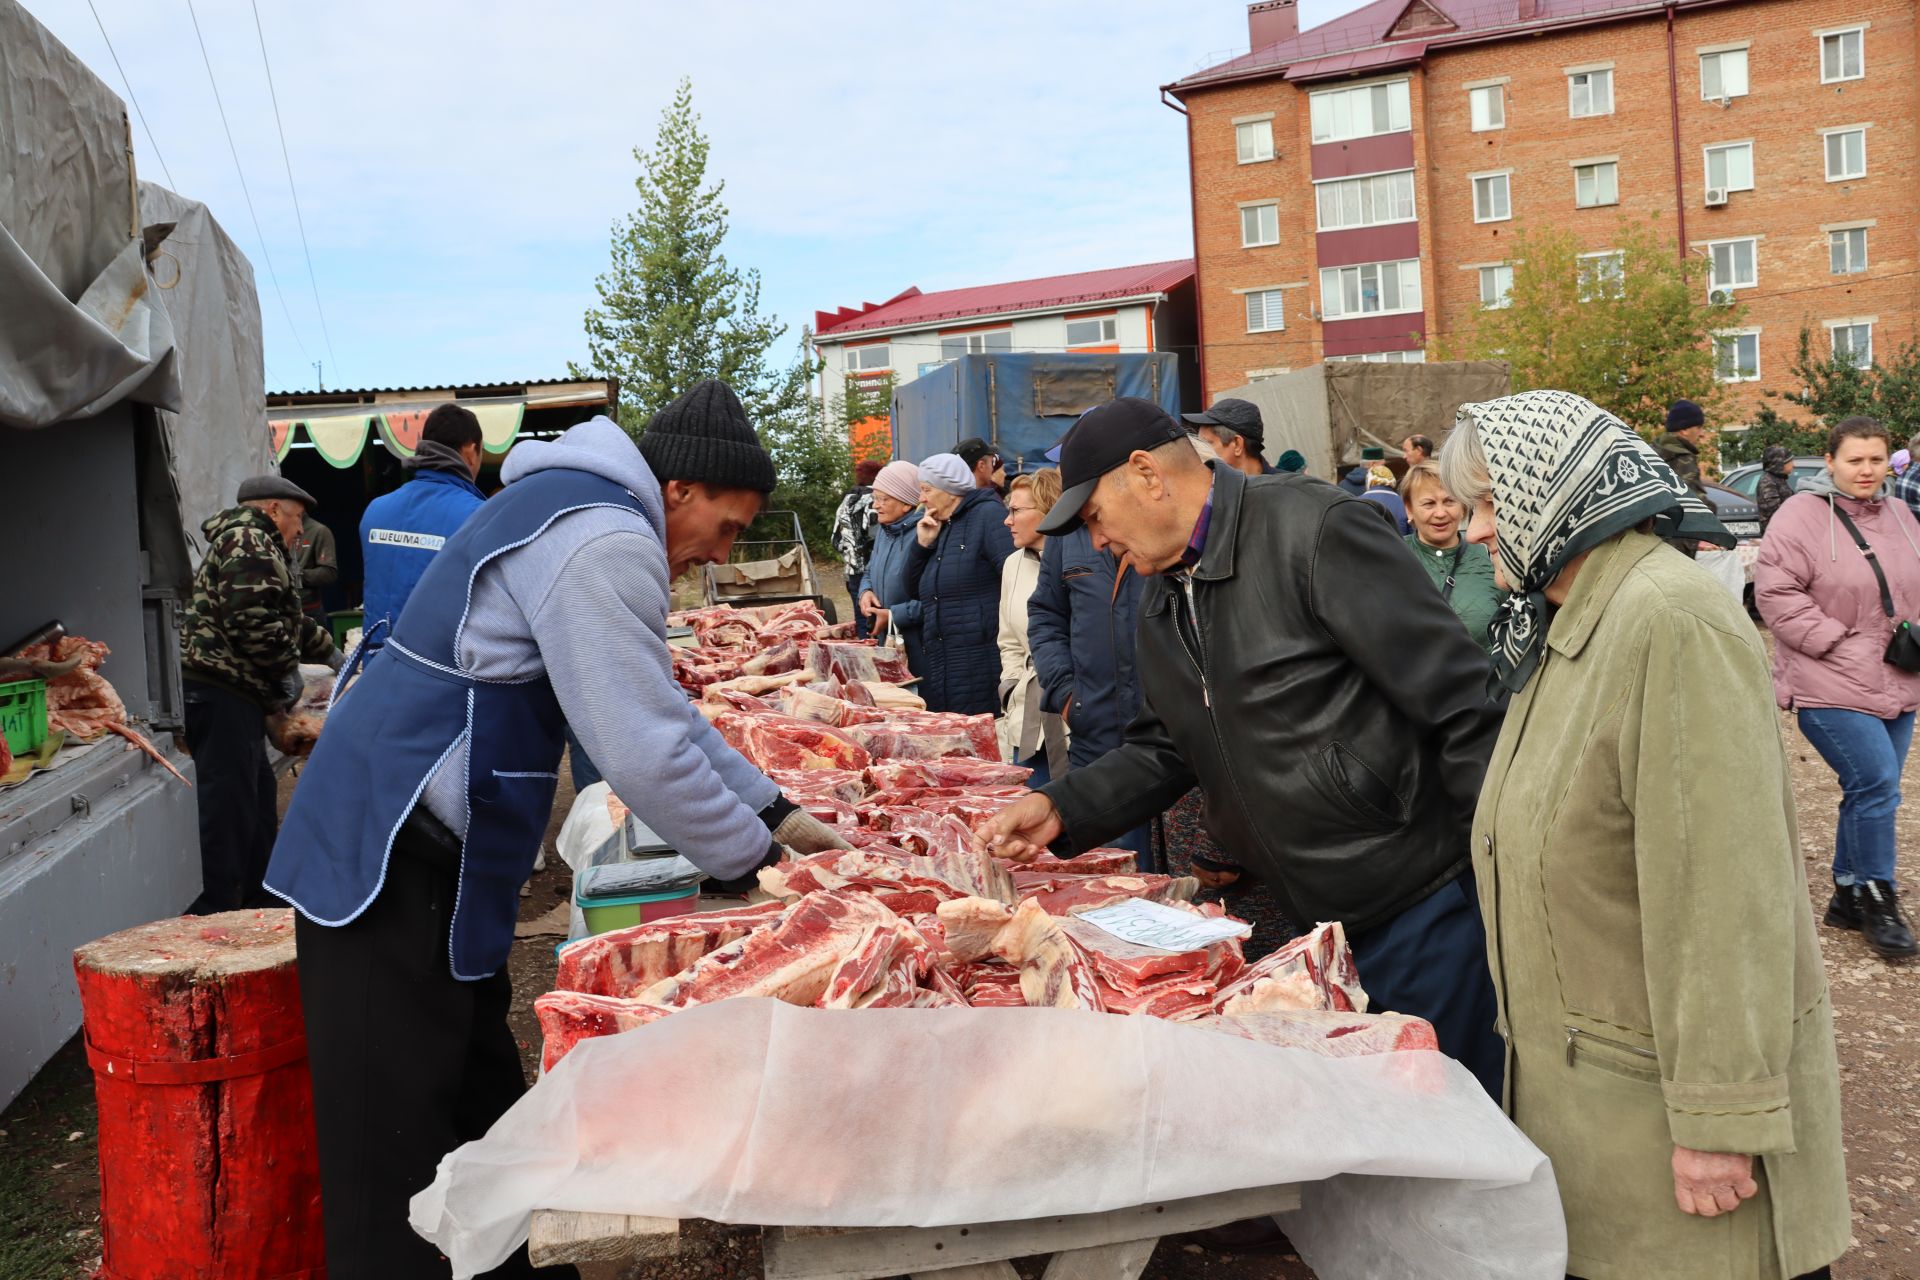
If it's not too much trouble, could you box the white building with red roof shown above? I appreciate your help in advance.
[812,259,1197,417]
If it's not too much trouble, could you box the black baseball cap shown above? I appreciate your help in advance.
[1038,398,1188,536]
[1181,397,1265,448]
[956,437,1000,470]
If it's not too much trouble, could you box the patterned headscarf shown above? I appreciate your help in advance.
[1460,390,1734,694]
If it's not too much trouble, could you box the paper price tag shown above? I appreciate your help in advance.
[1076,899,1252,954]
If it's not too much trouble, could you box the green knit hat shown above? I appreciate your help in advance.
[639,379,778,493]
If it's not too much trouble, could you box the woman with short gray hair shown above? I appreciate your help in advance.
[1442,390,1848,1280]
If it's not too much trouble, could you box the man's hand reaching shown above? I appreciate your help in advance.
[974,792,1063,863]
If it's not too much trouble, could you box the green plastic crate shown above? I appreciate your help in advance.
[0,677,49,755]
[329,609,364,651]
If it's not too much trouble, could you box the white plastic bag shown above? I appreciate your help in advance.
[411,1000,1564,1279]
[1696,546,1747,601]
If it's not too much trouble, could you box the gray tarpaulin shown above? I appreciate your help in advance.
[0,0,267,556]
[1218,362,1513,480]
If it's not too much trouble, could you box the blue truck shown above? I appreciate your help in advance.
[889,353,1183,472]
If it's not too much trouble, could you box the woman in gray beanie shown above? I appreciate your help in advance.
[908,452,1013,716]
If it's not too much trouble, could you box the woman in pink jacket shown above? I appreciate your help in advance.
[1756,415,1920,961]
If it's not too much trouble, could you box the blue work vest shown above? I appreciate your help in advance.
[267,467,644,979]
[359,468,487,632]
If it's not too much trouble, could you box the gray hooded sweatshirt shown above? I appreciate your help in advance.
[418,416,778,878]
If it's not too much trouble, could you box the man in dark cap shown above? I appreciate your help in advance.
[181,474,339,915]
[1656,399,1710,498]
[266,380,847,1279]
[956,436,1007,494]
[1757,444,1798,532]
[1182,398,1273,477]
[982,397,1506,1101]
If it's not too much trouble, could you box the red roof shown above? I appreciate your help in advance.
[814,259,1194,340]
[1174,0,1731,90]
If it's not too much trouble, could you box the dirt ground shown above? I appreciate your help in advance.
[4,607,1918,1277]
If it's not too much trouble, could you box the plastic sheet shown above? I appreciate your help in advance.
[411,999,1565,1279]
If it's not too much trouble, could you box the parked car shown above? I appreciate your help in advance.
[1720,456,1825,502]
[1703,481,1761,541]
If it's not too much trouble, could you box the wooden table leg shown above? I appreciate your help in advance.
[908,1264,1022,1280]
[1040,1237,1159,1280]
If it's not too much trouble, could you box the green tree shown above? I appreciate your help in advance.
[1719,326,1920,467]
[570,77,820,477]
[1436,218,1739,435]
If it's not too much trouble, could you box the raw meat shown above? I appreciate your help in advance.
[556,902,787,998]
[1211,922,1368,1016]
[710,710,872,772]
[1017,873,1198,916]
[1058,915,1244,991]
[989,899,1105,1012]
[864,758,1033,792]
[636,890,902,1011]
[741,640,804,676]
[700,672,809,701]
[1016,850,1141,876]
[817,921,932,1009]
[534,991,676,1071]
[805,641,912,685]
[935,897,1015,964]
[1195,1010,1439,1057]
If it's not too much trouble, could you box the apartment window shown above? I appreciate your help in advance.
[1241,202,1280,247]
[1706,238,1757,298]
[938,330,1011,359]
[1236,119,1275,164]
[1830,227,1869,274]
[845,344,890,372]
[1314,170,1417,231]
[1327,350,1427,364]
[1469,84,1505,131]
[1309,79,1412,143]
[1479,264,1514,309]
[1568,67,1613,118]
[1064,316,1118,347]
[1831,322,1873,368]
[1704,141,1755,193]
[1824,127,1867,181]
[1714,330,1761,382]
[1821,27,1865,84]
[1700,48,1750,99]
[1320,259,1422,319]
[1471,172,1512,222]
[1245,289,1286,333]
[1574,161,1619,208]
[1578,250,1625,301]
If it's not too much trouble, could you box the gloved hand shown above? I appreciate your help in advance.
[279,669,305,710]
[772,809,848,855]
[324,646,346,673]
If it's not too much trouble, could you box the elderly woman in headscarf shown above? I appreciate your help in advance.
[909,452,1013,715]
[1440,390,1848,1280]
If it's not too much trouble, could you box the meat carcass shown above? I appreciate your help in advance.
[989,899,1105,1012]
[818,921,935,1009]
[556,902,787,997]
[935,896,1016,964]
[1195,1010,1438,1057]
[636,890,902,1010]
[741,640,804,676]
[1015,850,1141,876]
[710,710,872,772]
[1211,921,1369,1016]
[864,758,1033,792]
[805,640,912,685]
[1016,873,1198,916]
[534,991,675,1071]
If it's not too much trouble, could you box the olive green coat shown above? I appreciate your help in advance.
[1472,531,1848,1280]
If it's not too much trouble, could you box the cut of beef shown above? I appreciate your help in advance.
[805,640,912,685]
[989,899,1105,1012]
[1016,850,1141,876]
[1058,915,1244,991]
[1195,1010,1438,1057]
[710,710,872,772]
[1016,873,1198,916]
[817,921,932,1009]
[741,640,804,676]
[863,759,1033,792]
[1211,921,1368,1016]
[555,902,786,998]
[534,991,675,1071]
[935,896,1016,964]
[636,890,903,1011]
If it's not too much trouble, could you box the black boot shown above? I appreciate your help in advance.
[1858,881,1918,961]
[1824,885,1861,930]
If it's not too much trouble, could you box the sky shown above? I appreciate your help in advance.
[31,0,1374,396]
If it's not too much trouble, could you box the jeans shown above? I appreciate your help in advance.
[1797,706,1913,887]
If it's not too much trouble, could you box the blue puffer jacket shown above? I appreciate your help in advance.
[858,510,926,679]
[1027,530,1144,768]
[359,468,487,630]
[907,487,1014,716]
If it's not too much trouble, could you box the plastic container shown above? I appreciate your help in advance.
[0,677,49,755]
[574,860,702,935]
[329,609,364,651]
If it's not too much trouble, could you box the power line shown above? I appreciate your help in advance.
[85,0,175,190]
[182,0,311,365]
[248,0,339,381]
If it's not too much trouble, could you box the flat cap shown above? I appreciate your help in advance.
[237,474,317,509]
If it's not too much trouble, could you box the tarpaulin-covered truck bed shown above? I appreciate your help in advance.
[1219,361,1512,480]
[891,353,1180,472]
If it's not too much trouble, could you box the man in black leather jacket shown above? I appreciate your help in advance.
[982,398,1506,1095]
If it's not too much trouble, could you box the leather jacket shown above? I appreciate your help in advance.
[1041,464,1504,936]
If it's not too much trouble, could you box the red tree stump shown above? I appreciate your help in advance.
[73,908,324,1279]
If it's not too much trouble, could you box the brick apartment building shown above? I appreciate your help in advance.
[1167,0,1917,422]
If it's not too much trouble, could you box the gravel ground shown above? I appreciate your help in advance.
[3,609,1917,1278]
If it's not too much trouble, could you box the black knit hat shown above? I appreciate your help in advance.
[1666,399,1706,431]
[639,379,778,493]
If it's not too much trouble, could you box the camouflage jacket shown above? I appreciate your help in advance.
[1654,431,1706,495]
[182,506,335,710]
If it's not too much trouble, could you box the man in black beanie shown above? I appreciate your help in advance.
[1655,399,1710,498]
[269,377,847,1279]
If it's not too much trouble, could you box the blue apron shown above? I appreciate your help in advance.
[266,468,645,979]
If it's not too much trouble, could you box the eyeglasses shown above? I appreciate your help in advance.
[1006,504,1038,515]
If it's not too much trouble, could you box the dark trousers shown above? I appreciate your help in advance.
[847,572,870,638]
[184,678,278,915]
[296,813,576,1279]
[563,722,602,793]
[1349,874,1504,1100]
